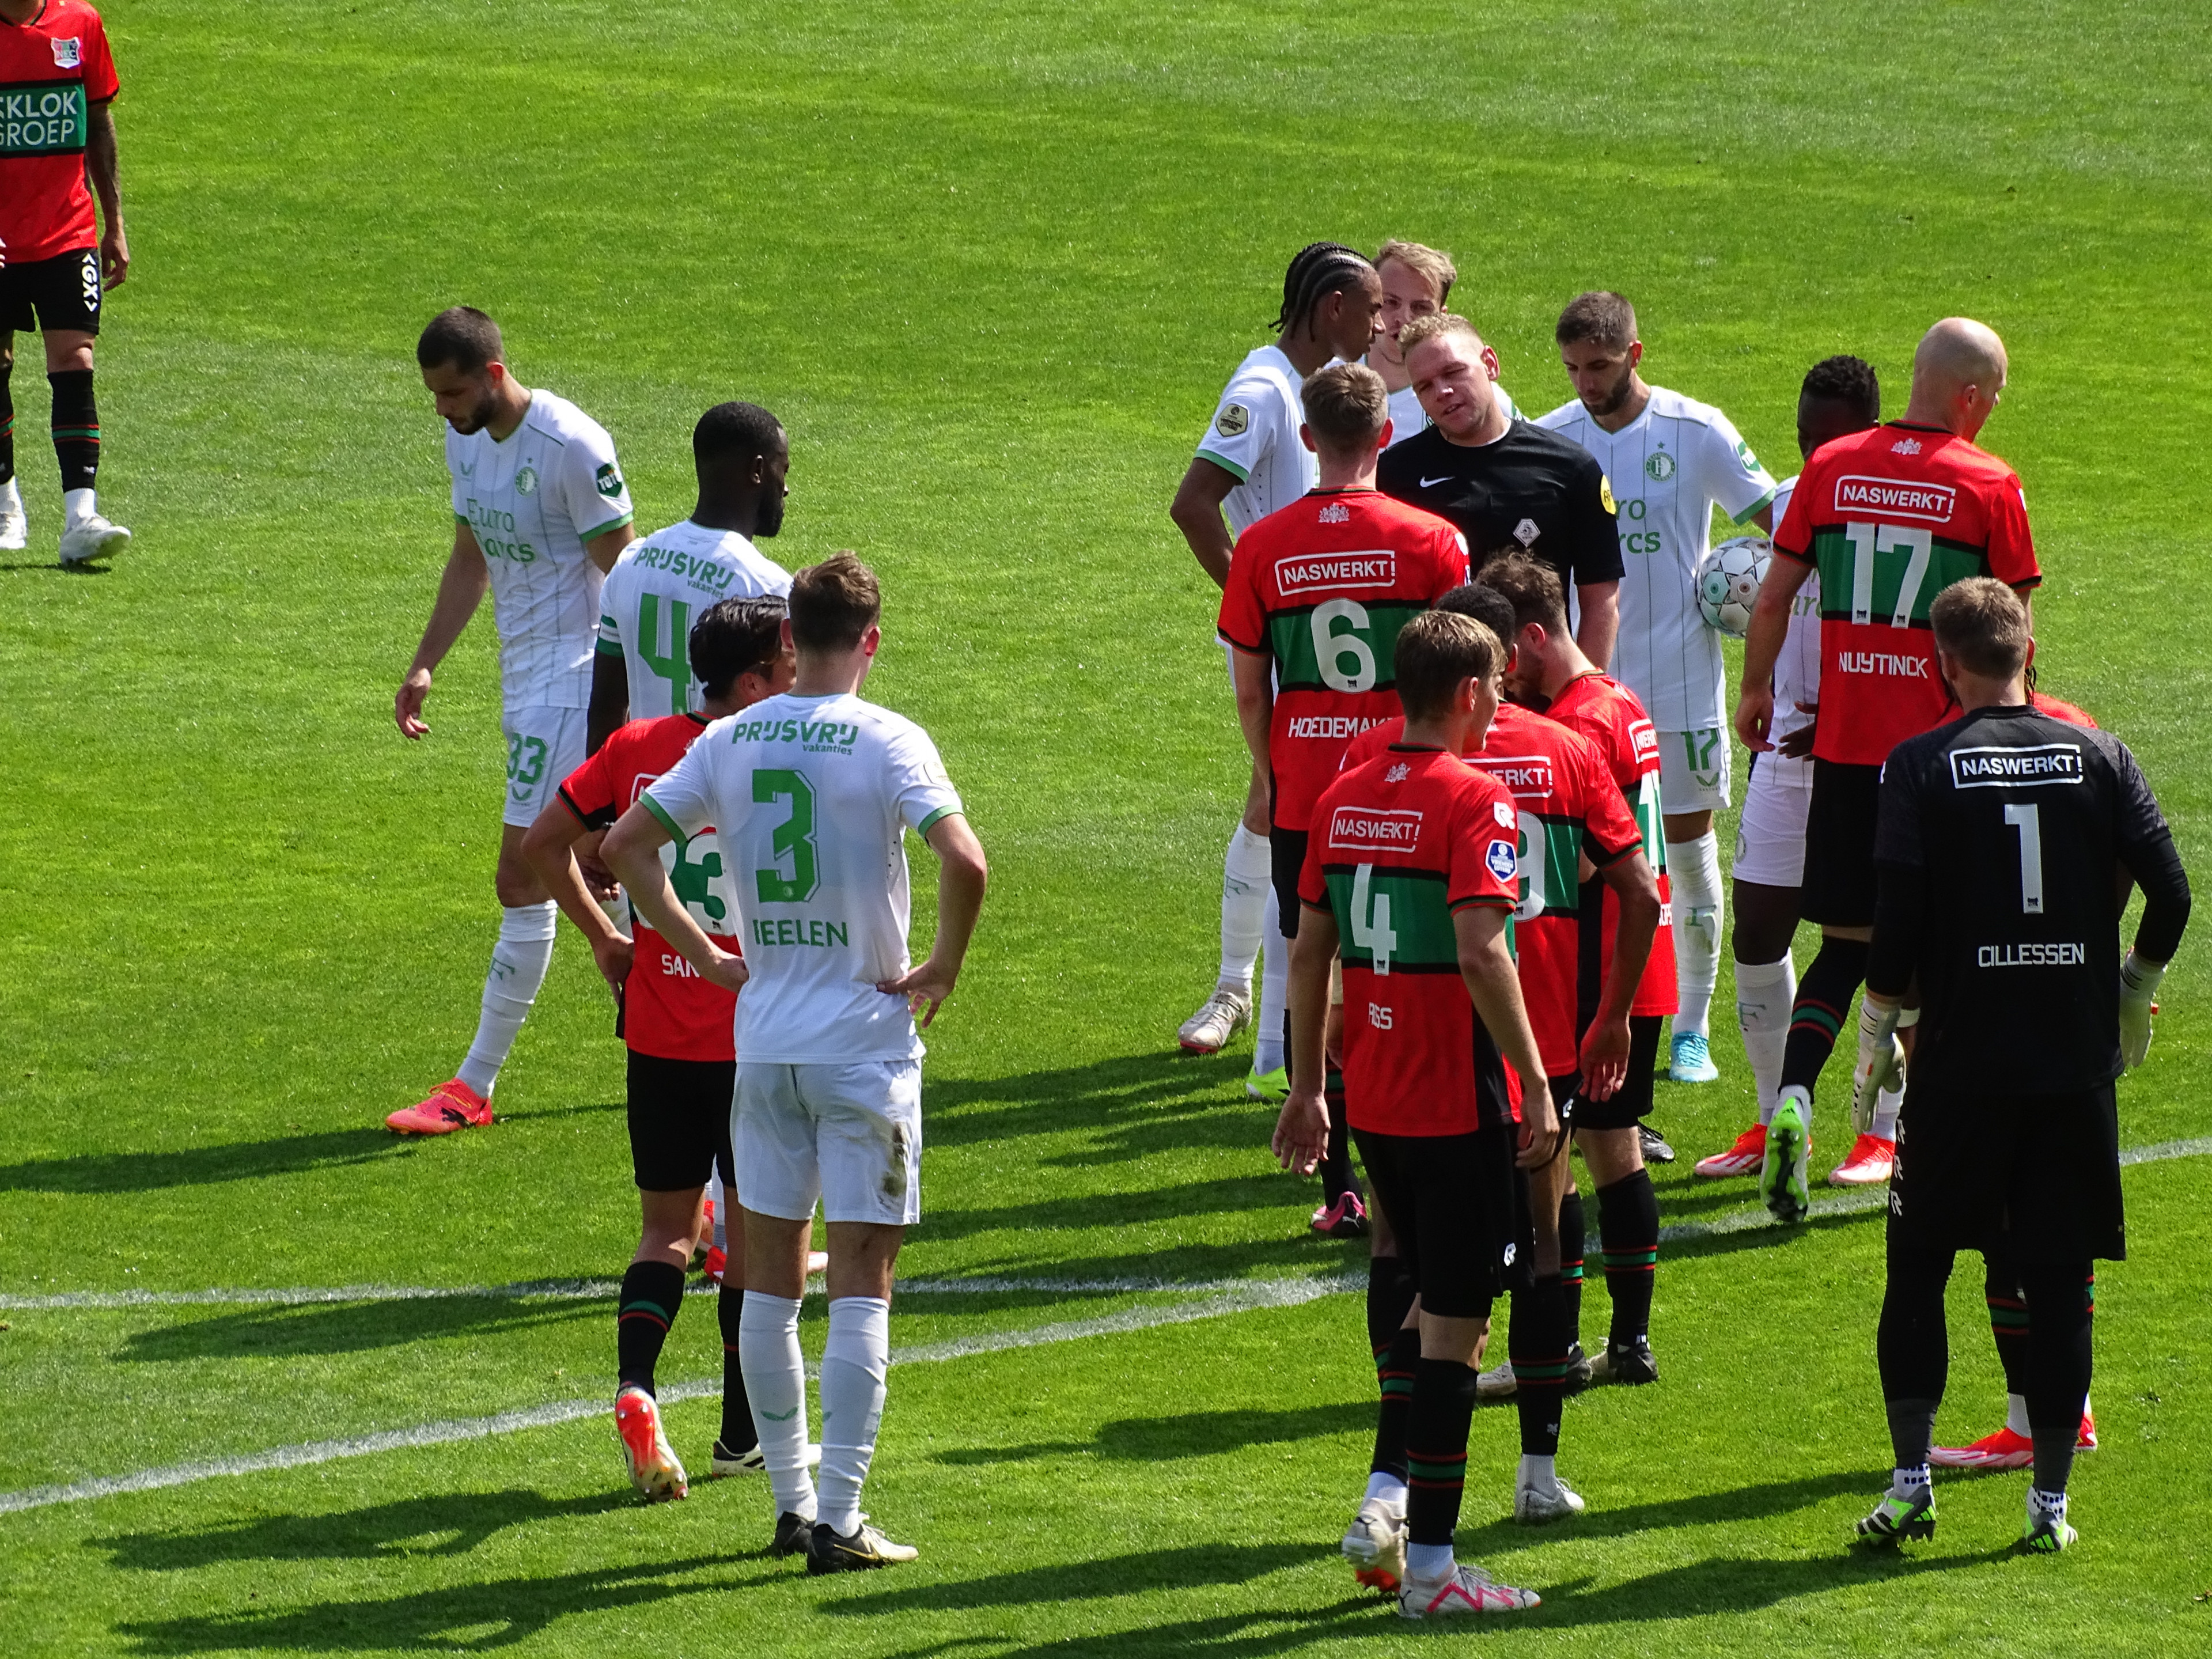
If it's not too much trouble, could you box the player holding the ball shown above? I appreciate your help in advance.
[1538,293,1778,1095]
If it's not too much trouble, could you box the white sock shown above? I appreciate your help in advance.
[63,486,97,527]
[455,903,557,1097]
[1363,1471,1407,1508]
[1517,1453,1556,1489]
[1734,954,1795,1124]
[1219,824,1271,994]
[1778,1082,1811,1135]
[2029,1486,2068,1524]
[1253,885,1289,1074]
[1872,1082,1903,1142]
[738,1291,815,1519]
[1666,832,1724,1039]
[1406,1540,1454,1581]
[1891,1464,1930,1499]
[2006,1392,2032,1437]
[817,1296,891,1537]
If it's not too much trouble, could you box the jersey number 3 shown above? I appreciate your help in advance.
[752,769,819,903]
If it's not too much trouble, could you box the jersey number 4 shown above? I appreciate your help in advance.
[639,594,696,710]
[752,769,819,903]
[1350,863,1396,974]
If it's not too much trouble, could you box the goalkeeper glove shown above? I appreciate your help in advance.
[2119,950,2165,1069]
[1852,995,1906,1134]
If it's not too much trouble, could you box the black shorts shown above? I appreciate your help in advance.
[1888,1083,2124,1264]
[626,1050,735,1194]
[1800,759,1883,927]
[1,248,102,337]
[1353,1123,1534,1319]
[1558,1014,1665,1130]
[1271,826,1307,940]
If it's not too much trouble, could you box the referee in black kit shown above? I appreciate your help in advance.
[1851,578,2190,1555]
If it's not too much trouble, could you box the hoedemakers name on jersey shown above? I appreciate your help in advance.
[1286,714,1387,740]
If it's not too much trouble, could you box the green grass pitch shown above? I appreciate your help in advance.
[3,1,2211,1652]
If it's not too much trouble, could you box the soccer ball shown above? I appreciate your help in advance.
[1696,535,1771,638]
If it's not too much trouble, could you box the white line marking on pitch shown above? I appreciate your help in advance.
[1,1135,2203,1517]
[0,1274,1353,1516]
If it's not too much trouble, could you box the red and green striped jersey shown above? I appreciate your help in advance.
[1218,489,1468,831]
[1299,746,1523,1135]
[1541,672,1677,1018]
[1342,706,1643,1075]
[1772,422,2040,767]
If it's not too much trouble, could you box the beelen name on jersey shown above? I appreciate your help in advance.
[1832,476,1957,523]
[1275,550,1397,597]
[1328,806,1423,851]
[1946,745,2086,788]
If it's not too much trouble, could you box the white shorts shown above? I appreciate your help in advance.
[1657,726,1733,816]
[1732,749,1815,888]
[734,1059,923,1225]
[501,705,587,829]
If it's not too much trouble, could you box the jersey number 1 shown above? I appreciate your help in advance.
[752,769,819,903]
[2003,803,2044,915]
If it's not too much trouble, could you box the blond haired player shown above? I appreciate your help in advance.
[1171,244,1384,1097]
[1363,240,1521,449]
[388,306,637,1134]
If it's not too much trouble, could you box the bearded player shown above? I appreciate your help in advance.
[1218,359,1469,1236]
[389,307,637,1134]
[1171,243,1384,1097]
[1539,292,1778,1089]
[1735,318,2040,1222]
[0,0,131,565]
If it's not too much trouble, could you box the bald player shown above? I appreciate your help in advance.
[1735,318,2041,1222]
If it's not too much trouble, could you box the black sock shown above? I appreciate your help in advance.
[1596,1169,1659,1348]
[1370,1325,1421,1482]
[615,1260,685,1396]
[1781,937,1871,1095]
[717,1282,756,1452]
[1,355,14,486]
[1984,1257,2031,1399]
[1366,1254,1416,1356]
[2019,1262,2093,1494]
[1877,1239,1953,1468]
[48,368,97,495]
[1405,1356,1480,1548]
[1511,1276,1569,1457]
[1558,1189,1586,1344]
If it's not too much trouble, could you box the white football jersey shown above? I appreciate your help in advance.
[1197,344,1314,537]
[597,521,792,718]
[1382,380,1522,448]
[445,388,635,711]
[1537,385,1777,730]
[1767,475,1821,745]
[645,691,965,1065]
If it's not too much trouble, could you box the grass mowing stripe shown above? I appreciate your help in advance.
[8,1138,2207,1311]
[0,1272,1356,1516]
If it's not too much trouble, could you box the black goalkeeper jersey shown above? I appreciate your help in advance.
[1874,704,2175,1094]
[1377,421,1626,592]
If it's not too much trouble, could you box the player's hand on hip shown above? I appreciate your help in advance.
[1271,1086,1330,1175]
[590,931,634,994]
[1778,702,1819,760]
[395,669,433,738]
[1733,685,1775,753]
[700,947,750,996]
[1578,1013,1630,1101]
[101,225,128,289]
[879,956,958,1027]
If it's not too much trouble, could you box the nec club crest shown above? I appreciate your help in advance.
[1384,763,1411,783]
[1317,501,1350,524]
[1834,475,1955,524]
[52,36,82,68]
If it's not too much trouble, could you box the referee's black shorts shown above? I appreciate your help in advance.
[1888,1082,2125,1264]
[1800,758,1884,928]
[1353,1123,1534,1319]
[626,1050,735,1194]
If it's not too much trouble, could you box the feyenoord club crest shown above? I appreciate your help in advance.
[513,465,539,495]
[1645,450,1676,481]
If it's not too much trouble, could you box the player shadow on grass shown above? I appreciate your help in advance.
[89,1488,631,1571]
[111,1554,766,1653]
[112,1293,602,1363]
[0,1127,404,1194]
[0,558,108,575]
[934,1400,1372,1465]
[820,1540,1330,1619]
[925,1049,1267,1157]
[915,1172,1307,1245]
